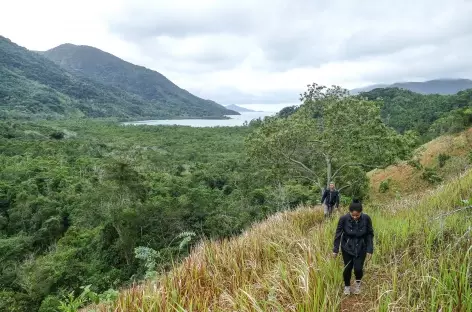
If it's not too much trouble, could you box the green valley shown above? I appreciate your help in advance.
[1,80,471,311]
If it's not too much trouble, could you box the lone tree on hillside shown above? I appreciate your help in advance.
[245,83,417,198]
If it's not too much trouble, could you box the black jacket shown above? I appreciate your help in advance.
[333,213,374,257]
[321,189,339,207]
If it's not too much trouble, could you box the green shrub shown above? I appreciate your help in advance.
[0,291,34,312]
[437,153,451,168]
[284,184,311,209]
[421,167,443,184]
[49,131,65,140]
[407,158,422,170]
[57,285,99,312]
[339,195,352,206]
[379,179,391,193]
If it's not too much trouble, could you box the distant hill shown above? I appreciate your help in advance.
[42,43,238,117]
[0,36,237,120]
[225,104,257,112]
[0,36,148,119]
[351,79,472,95]
[359,87,472,135]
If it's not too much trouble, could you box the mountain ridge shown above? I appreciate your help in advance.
[0,36,238,119]
[351,78,472,95]
[224,104,258,112]
[42,43,239,117]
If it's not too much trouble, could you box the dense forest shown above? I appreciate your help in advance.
[360,87,472,139]
[2,81,471,311]
[0,36,237,120]
[0,119,321,311]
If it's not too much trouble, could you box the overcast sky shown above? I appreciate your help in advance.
[2,0,472,107]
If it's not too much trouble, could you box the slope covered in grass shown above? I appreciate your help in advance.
[89,168,472,311]
[369,127,472,202]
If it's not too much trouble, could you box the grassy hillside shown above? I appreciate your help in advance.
[0,36,236,120]
[369,127,472,202]
[42,44,238,117]
[88,168,472,311]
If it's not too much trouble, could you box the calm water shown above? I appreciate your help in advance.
[122,111,275,127]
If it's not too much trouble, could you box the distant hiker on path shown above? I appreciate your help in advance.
[321,182,339,218]
[332,200,374,295]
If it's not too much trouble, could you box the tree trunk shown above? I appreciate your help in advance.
[326,155,332,189]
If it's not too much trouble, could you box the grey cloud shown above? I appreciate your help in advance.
[105,0,472,101]
[108,1,259,40]
[357,34,472,83]
[107,0,340,70]
[132,35,254,73]
[337,4,472,62]
[108,0,472,72]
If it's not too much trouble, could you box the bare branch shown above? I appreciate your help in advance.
[287,157,314,174]
[287,157,322,183]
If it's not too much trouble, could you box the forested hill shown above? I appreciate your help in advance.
[0,36,237,120]
[359,87,472,137]
[351,78,472,95]
[42,44,237,117]
[279,87,472,141]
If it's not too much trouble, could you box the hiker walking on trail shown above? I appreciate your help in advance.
[332,199,374,295]
[321,182,339,218]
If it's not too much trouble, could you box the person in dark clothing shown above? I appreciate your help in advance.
[321,182,340,218]
[332,199,374,295]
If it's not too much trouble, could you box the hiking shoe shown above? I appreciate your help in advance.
[343,286,351,295]
[353,280,361,295]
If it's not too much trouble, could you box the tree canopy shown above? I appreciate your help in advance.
[246,83,417,198]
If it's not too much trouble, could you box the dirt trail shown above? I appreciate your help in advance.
[339,265,385,311]
[340,294,371,312]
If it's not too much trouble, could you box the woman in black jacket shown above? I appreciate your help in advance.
[332,199,374,295]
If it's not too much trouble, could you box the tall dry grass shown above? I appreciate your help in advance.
[88,170,472,312]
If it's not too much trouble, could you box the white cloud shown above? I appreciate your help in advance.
[2,0,472,105]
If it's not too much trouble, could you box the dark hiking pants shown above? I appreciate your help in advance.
[341,250,366,286]
[324,204,335,217]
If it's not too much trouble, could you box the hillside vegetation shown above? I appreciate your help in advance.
[42,44,238,118]
[1,119,318,312]
[1,81,471,312]
[360,87,472,137]
[278,87,472,141]
[369,127,472,202]
[89,168,472,312]
[0,36,236,120]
